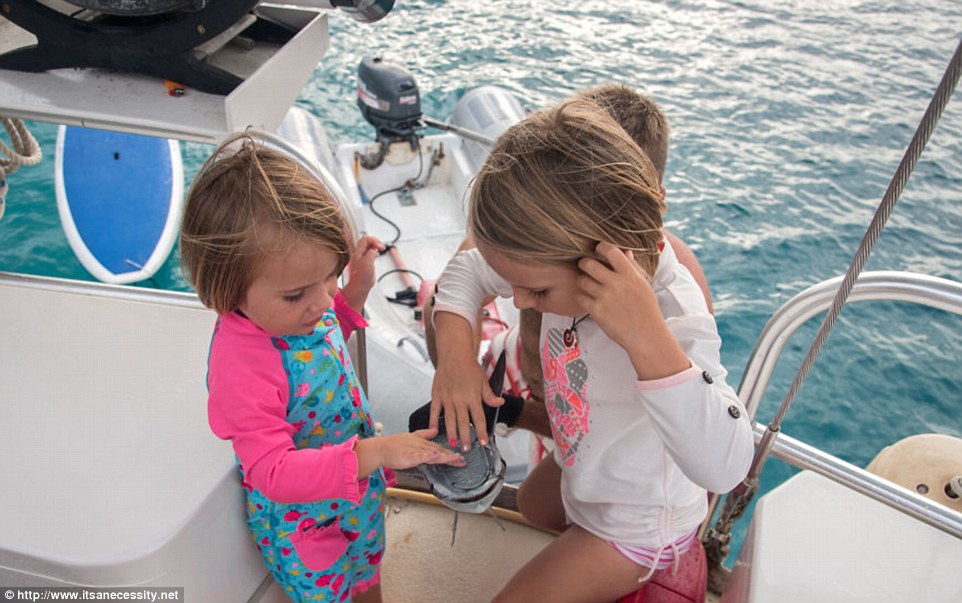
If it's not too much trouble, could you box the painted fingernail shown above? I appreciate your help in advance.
[449,438,457,448]
[479,439,488,447]
[462,444,471,452]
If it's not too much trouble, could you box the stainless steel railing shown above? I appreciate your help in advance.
[703,271,962,563]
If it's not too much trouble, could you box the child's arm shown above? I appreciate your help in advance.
[208,319,461,505]
[332,291,367,340]
[340,235,384,311]
[333,235,383,340]
[209,365,368,505]
[638,343,754,494]
[577,242,754,493]
[576,242,690,380]
[211,376,462,504]
[431,311,495,450]
[664,230,713,314]
[353,429,465,478]
[432,249,513,450]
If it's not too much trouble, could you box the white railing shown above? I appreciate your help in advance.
[705,271,962,552]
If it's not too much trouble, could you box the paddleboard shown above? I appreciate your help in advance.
[55,126,184,285]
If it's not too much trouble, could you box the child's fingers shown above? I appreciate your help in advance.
[594,241,626,265]
[427,398,442,434]
[421,448,466,466]
[474,383,502,447]
[414,437,465,464]
[443,401,460,450]
[575,271,603,298]
[411,427,439,440]
[469,403,488,448]
[353,235,384,258]
[357,233,381,246]
[456,403,475,453]
[361,234,385,251]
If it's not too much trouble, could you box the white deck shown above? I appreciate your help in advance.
[0,275,271,599]
[382,489,555,602]
[722,470,962,603]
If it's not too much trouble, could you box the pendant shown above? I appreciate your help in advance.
[564,314,588,348]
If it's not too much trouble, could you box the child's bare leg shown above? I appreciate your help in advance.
[492,524,647,603]
[516,455,565,532]
[353,582,383,603]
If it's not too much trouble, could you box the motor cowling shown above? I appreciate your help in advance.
[357,56,422,141]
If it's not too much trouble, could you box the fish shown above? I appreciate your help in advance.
[419,417,506,513]
[409,351,509,514]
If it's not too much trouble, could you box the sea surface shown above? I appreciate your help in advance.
[2,0,961,565]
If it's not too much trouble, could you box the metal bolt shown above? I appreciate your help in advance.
[946,476,962,499]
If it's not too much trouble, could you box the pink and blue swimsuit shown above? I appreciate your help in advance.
[207,293,392,602]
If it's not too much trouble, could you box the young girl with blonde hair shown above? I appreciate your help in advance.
[180,134,464,603]
[430,100,754,601]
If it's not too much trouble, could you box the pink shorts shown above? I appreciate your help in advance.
[609,528,697,579]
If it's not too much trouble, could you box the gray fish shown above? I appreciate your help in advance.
[417,350,510,514]
[419,418,506,513]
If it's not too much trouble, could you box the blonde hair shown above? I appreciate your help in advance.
[468,98,665,277]
[179,133,351,314]
[575,83,670,180]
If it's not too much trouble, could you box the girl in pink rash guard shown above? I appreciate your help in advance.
[179,134,464,603]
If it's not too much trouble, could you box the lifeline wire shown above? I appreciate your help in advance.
[705,36,962,567]
[765,36,962,456]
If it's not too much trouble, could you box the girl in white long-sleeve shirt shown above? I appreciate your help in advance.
[429,99,754,603]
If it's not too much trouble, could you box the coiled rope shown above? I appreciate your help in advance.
[0,116,43,219]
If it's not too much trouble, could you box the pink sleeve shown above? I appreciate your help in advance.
[333,290,367,340]
[207,315,367,505]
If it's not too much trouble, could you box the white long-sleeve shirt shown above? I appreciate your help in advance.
[434,242,754,548]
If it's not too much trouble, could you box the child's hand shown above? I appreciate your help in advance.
[431,356,502,452]
[576,241,689,381]
[430,312,503,452]
[355,430,465,476]
[341,235,385,313]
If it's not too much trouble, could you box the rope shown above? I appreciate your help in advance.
[705,36,962,567]
[0,116,43,219]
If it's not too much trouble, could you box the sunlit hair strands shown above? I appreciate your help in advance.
[468,98,666,278]
[179,132,352,315]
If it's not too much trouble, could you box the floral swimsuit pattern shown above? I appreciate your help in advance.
[243,309,387,602]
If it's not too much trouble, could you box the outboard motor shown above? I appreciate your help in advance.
[357,56,423,144]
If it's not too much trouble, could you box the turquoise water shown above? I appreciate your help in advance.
[2,0,961,565]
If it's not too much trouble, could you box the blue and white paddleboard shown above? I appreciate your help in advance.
[55,126,184,285]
